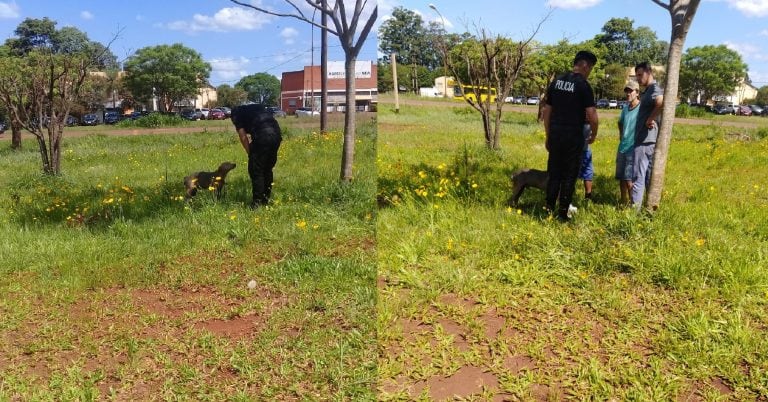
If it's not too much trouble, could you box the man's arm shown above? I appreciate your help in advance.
[618,113,623,140]
[585,106,598,144]
[541,104,552,151]
[647,93,664,129]
[237,128,250,153]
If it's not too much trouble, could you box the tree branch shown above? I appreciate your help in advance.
[650,0,670,10]
[229,0,340,35]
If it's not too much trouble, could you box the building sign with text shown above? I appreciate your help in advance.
[327,61,372,80]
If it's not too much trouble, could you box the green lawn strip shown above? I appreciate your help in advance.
[377,105,768,399]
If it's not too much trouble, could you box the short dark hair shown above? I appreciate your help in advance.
[635,61,652,73]
[573,50,597,66]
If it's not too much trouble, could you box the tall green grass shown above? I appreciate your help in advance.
[378,102,768,399]
[0,116,377,399]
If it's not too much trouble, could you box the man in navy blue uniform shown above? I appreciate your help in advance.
[231,104,282,208]
[540,50,599,221]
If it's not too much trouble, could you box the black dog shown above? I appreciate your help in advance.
[508,168,548,206]
[184,162,237,200]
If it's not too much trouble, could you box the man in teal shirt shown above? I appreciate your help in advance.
[617,81,641,206]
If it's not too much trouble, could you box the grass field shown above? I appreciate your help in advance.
[377,103,768,400]
[0,115,377,400]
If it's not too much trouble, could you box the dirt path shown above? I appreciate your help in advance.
[382,97,768,129]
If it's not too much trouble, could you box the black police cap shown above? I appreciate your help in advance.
[574,51,598,66]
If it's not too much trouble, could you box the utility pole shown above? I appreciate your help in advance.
[320,0,328,133]
[392,53,399,114]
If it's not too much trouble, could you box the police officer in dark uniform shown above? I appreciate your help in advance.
[231,104,282,208]
[540,50,599,221]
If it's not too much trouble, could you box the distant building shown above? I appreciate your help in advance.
[280,61,377,114]
[433,76,455,97]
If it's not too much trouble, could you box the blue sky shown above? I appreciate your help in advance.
[0,0,379,87]
[380,0,768,87]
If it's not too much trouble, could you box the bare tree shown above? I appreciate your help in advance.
[230,0,377,182]
[646,0,701,210]
[437,19,546,150]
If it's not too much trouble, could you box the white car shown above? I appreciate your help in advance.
[608,99,618,108]
[295,107,319,117]
[526,96,540,105]
[503,96,515,103]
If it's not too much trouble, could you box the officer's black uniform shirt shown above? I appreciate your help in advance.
[545,72,595,129]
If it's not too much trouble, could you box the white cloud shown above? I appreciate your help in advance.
[0,1,19,19]
[725,40,768,60]
[760,29,768,36]
[136,14,145,21]
[165,7,271,33]
[209,56,251,82]
[546,0,603,9]
[80,10,94,20]
[728,0,768,17]
[280,27,299,45]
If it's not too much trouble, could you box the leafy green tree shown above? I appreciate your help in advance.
[679,45,747,102]
[755,86,768,106]
[123,44,211,112]
[216,84,248,107]
[0,19,117,157]
[378,7,428,66]
[5,17,56,54]
[5,18,117,69]
[594,17,667,66]
[235,73,280,105]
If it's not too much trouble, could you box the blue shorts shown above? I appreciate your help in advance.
[615,151,634,181]
[578,146,593,181]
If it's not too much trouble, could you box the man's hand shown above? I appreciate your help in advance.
[645,118,656,129]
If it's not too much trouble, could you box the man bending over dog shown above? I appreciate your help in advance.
[540,50,599,222]
[231,104,282,208]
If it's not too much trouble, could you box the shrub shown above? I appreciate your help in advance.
[116,113,189,128]
[675,104,707,118]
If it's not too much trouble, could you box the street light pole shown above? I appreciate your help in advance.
[429,3,448,98]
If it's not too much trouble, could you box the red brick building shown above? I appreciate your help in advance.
[281,61,377,115]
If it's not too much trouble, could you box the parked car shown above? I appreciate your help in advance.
[208,108,227,120]
[268,106,287,118]
[512,96,526,104]
[63,115,78,126]
[617,100,628,109]
[218,106,232,117]
[526,96,540,105]
[596,98,610,108]
[197,108,210,119]
[81,113,99,126]
[180,108,200,121]
[503,95,515,103]
[712,103,735,115]
[295,107,319,117]
[104,111,120,124]
[736,105,752,116]
[0,120,6,134]
[608,99,618,108]
[749,104,764,115]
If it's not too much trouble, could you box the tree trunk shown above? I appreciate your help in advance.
[646,0,700,210]
[339,55,357,182]
[35,134,50,174]
[11,121,21,150]
[50,126,62,174]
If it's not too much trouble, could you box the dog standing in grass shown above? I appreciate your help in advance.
[509,168,578,217]
[184,162,237,200]
[509,168,549,206]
